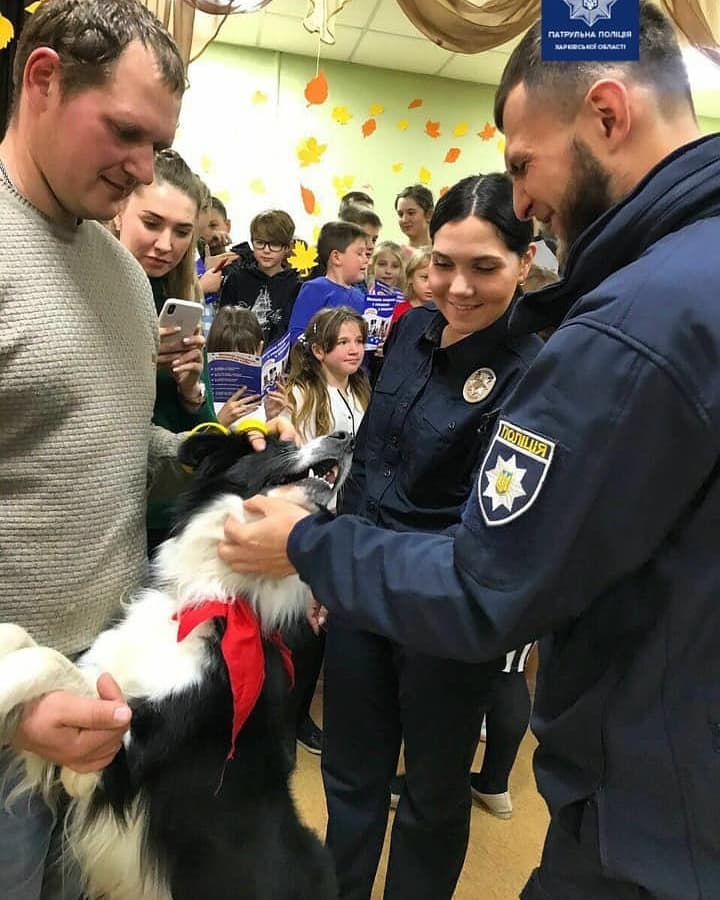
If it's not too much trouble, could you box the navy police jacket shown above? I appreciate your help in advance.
[341,303,542,535]
[288,134,720,897]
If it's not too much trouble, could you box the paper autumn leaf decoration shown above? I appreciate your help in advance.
[252,91,268,105]
[361,118,377,138]
[419,166,432,185]
[332,175,355,199]
[392,162,403,173]
[425,120,441,139]
[199,154,213,174]
[397,119,409,131]
[497,137,507,154]
[453,122,469,137]
[305,71,329,106]
[478,122,497,141]
[25,1,44,12]
[249,179,266,194]
[444,147,461,164]
[408,98,423,109]
[312,225,321,243]
[332,106,352,125]
[300,186,317,215]
[369,103,384,116]
[216,190,231,203]
[0,14,15,49]
[297,136,327,167]
[288,240,318,277]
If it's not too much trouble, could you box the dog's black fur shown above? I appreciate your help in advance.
[78,431,349,900]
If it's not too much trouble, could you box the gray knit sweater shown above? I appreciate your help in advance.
[0,182,181,656]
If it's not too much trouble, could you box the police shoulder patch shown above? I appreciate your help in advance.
[479,419,555,526]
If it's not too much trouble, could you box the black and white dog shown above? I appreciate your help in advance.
[0,429,353,900]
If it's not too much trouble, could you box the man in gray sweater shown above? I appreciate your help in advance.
[0,2,186,897]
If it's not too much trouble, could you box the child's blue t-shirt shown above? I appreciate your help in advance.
[288,277,365,343]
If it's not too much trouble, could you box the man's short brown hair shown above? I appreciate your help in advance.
[494,1,694,131]
[250,210,295,246]
[12,0,185,111]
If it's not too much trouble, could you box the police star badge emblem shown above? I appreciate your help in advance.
[463,368,496,403]
[479,419,555,526]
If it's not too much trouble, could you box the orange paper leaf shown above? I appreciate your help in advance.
[444,147,461,163]
[361,118,377,138]
[408,98,423,109]
[440,186,449,197]
[301,185,317,215]
[478,122,497,141]
[425,120,441,139]
[305,71,329,106]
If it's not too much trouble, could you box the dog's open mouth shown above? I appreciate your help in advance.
[274,458,340,490]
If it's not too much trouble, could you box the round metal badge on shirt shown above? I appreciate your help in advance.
[463,368,496,403]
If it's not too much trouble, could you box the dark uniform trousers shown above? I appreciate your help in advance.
[522,800,651,900]
[322,622,498,900]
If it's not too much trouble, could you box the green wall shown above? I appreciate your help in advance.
[177,43,720,246]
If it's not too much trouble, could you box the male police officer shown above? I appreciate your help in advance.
[220,4,720,898]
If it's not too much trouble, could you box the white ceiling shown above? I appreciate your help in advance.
[191,0,720,118]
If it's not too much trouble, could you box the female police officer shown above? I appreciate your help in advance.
[316,174,540,900]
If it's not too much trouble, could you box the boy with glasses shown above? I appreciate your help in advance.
[219,209,301,346]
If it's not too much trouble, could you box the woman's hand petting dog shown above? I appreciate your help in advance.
[12,673,131,773]
[219,494,309,578]
[244,416,298,452]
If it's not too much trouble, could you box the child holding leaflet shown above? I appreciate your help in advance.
[367,241,406,293]
[284,307,371,754]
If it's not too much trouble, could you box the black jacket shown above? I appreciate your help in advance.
[218,246,300,346]
[288,134,720,898]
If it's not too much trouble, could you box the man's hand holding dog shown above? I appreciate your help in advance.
[12,673,131,773]
[219,495,308,578]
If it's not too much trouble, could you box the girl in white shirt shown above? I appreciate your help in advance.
[287,307,370,444]
[283,306,370,757]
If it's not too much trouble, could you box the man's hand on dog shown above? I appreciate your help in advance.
[219,495,308,578]
[12,673,131,773]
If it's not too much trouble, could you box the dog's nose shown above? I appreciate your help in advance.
[329,430,355,451]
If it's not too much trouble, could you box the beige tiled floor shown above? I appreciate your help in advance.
[291,695,549,900]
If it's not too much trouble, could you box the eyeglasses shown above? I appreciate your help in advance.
[252,239,287,252]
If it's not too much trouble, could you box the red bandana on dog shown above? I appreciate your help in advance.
[174,600,294,759]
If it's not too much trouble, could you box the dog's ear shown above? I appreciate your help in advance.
[178,430,254,476]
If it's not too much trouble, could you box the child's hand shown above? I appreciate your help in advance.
[264,380,289,420]
[217,387,262,428]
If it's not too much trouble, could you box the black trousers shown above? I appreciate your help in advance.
[285,620,326,730]
[473,670,532,794]
[322,623,498,900]
[522,801,651,899]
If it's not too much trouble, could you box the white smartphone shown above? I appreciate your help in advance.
[158,299,204,341]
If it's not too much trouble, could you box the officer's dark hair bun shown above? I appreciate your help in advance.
[429,173,532,256]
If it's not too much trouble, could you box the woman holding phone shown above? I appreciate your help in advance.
[114,150,259,549]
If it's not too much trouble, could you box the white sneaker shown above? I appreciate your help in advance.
[471,786,513,819]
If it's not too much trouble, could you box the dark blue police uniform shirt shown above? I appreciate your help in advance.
[288,134,720,898]
[341,303,542,535]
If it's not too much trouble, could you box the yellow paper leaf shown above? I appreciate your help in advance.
[369,103,385,116]
[199,154,213,174]
[287,240,319,276]
[249,179,266,194]
[216,190,231,203]
[297,137,328,167]
[497,137,506,153]
[252,90,268,105]
[332,175,355,199]
[397,119,409,131]
[0,14,15,49]
[453,122,469,137]
[312,226,321,243]
[25,1,43,12]
[419,166,432,185]
[332,105,353,125]
[392,162,403,173]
